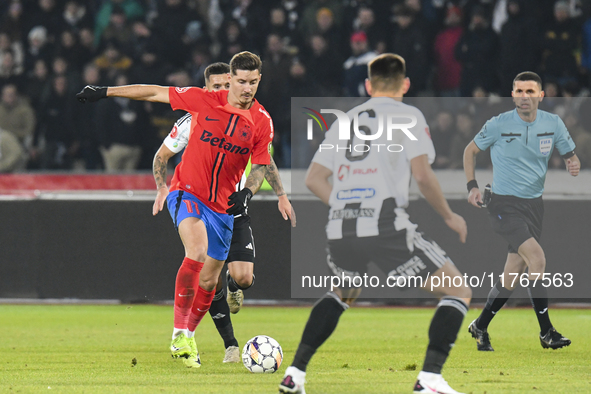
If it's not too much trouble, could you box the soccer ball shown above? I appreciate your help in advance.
[242,335,283,373]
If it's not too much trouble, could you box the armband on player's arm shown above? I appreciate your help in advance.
[467,179,479,192]
[561,150,575,159]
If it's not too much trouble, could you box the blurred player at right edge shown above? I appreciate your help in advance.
[280,54,472,394]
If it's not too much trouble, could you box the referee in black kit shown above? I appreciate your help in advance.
[462,72,580,351]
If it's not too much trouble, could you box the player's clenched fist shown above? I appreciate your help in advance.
[227,188,253,215]
[76,85,108,103]
[566,158,580,177]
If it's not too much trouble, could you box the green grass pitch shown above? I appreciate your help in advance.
[0,305,589,393]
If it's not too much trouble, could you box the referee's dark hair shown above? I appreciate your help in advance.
[513,71,542,89]
[230,51,262,75]
[204,62,230,81]
[368,53,406,92]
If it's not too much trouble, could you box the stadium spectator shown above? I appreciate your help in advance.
[498,0,540,94]
[269,7,297,50]
[221,0,269,55]
[127,21,153,63]
[62,0,93,32]
[94,73,147,172]
[0,126,27,173]
[430,110,455,169]
[0,32,24,76]
[24,59,51,112]
[433,6,463,97]
[390,5,429,95]
[258,33,292,167]
[0,49,25,91]
[343,31,377,97]
[455,7,499,96]
[94,0,144,48]
[187,46,211,88]
[449,110,480,169]
[93,40,133,82]
[299,0,343,45]
[302,35,342,97]
[76,27,97,69]
[50,56,80,96]
[306,7,343,54]
[352,6,386,54]
[56,30,84,71]
[0,84,35,160]
[130,44,170,86]
[152,0,203,68]
[35,75,77,170]
[101,5,134,54]
[288,59,315,98]
[74,63,102,170]
[218,20,248,63]
[24,0,62,42]
[539,1,580,85]
[23,26,54,75]
[1,1,26,42]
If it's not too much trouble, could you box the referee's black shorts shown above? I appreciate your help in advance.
[227,215,255,263]
[487,193,543,254]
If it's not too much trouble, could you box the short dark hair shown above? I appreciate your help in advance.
[230,51,262,75]
[513,71,542,89]
[204,62,230,81]
[368,53,406,92]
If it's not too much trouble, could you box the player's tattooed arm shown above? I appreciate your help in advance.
[153,154,168,190]
[264,156,285,197]
[264,156,296,227]
[152,144,175,216]
[245,164,266,194]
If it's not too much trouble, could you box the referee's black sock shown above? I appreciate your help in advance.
[422,297,468,374]
[292,293,348,372]
[476,280,513,330]
[208,289,238,348]
[228,274,255,292]
[527,280,552,334]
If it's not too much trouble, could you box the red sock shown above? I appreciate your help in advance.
[187,286,216,332]
[173,258,204,329]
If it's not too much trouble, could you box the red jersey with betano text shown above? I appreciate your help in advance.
[168,86,273,213]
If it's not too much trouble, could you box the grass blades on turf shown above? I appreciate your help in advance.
[0,305,589,393]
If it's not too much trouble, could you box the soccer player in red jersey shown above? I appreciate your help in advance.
[77,52,292,368]
[153,62,294,363]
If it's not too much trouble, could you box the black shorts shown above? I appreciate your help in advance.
[227,214,255,263]
[326,229,452,286]
[487,194,543,254]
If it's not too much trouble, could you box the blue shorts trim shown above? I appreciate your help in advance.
[166,190,234,261]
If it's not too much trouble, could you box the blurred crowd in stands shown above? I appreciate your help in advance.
[1,0,591,173]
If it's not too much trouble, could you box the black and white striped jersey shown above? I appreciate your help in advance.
[312,97,435,240]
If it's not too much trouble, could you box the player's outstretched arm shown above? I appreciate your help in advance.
[305,162,333,206]
[564,154,580,177]
[77,84,170,104]
[152,144,175,216]
[463,141,483,208]
[411,154,467,243]
[264,156,296,227]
